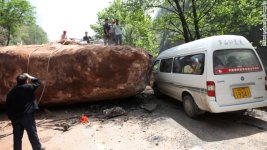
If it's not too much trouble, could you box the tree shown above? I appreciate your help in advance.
[11,23,48,45]
[205,0,262,37]
[125,0,263,44]
[0,0,35,46]
[90,0,159,56]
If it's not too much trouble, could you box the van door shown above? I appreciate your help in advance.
[212,49,266,106]
[157,58,173,95]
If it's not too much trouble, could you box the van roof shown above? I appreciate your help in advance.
[157,35,253,59]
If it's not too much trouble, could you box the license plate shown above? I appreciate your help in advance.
[233,87,251,99]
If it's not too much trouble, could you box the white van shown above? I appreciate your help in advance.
[152,35,267,118]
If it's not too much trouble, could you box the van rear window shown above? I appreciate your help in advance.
[213,49,262,75]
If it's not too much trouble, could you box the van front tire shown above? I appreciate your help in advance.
[183,95,202,118]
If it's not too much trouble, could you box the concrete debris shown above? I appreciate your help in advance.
[55,122,70,132]
[147,135,164,145]
[140,103,158,113]
[103,107,126,118]
[0,122,11,129]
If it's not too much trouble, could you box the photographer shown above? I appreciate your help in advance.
[6,73,44,150]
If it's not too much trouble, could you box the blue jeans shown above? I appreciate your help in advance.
[115,34,122,45]
[11,113,42,150]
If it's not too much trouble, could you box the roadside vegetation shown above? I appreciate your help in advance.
[92,0,263,55]
[0,0,48,46]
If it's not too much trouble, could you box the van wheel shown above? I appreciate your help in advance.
[152,84,163,98]
[183,95,201,118]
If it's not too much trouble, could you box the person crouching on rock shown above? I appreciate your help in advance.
[6,73,45,150]
[59,30,81,45]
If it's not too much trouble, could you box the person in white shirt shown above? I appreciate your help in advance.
[109,20,116,44]
[114,19,122,45]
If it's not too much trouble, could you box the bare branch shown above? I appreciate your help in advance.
[148,5,179,15]
[167,0,179,12]
[153,26,184,35]
[169,20,184,34]
[197,0,218,22]
[182,0,186,11]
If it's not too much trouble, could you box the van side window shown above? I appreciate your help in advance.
[173,57,182,73]
[160,58,173,73]
[152,60,160,72]
[181,54,205,75]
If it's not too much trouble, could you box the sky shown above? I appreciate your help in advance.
[29,0,113,41]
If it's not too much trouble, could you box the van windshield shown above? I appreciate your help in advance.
[213,49,262,75]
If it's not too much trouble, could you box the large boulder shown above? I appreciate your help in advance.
[0,44,152,106]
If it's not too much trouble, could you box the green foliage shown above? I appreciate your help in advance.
[0,26,8,45]
[10,23,48,45]
[0,0,35,45]
[205,0,263,36]
[90,0,159,56]
[126,0,263,46]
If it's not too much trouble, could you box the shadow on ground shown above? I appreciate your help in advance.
[1,89,267,142]
[136,94,267,142]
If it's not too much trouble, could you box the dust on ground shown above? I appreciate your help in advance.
[1,87,267,150]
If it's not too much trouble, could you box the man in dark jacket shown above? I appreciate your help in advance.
[103,18,111,45]
[83,31,92,43]
[6,73,44,150]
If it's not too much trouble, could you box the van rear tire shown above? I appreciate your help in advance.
[152,84,163,98]
[183,95,202,118]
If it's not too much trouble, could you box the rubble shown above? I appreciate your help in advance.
[55,122,71,132]
[103,107,126,118]
[140,103,158,113]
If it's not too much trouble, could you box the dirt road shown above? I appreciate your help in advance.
[1,87,267,150]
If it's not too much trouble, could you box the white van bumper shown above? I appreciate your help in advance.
[207,100,267,113]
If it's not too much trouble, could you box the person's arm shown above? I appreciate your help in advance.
[24,73,41,91]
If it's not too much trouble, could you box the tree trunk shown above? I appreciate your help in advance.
[173,0,191,42]
[6,27,10,46]
[192,0,201,39]
[0,0,4,19]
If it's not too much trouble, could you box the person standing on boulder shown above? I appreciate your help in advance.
[6,73,45,150]
[103,18,111,45]
[83,31,92,43]
[61,30,67,41]
[114,19,123,45]
[109,20,116,45]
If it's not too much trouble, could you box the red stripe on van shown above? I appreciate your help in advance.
[215,66,261,74]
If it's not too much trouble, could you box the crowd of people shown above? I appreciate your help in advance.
[103,18,123,45]
[59,30,92,45]
[58,18,123,46]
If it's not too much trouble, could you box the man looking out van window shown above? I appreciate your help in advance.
[183,58,202,74]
